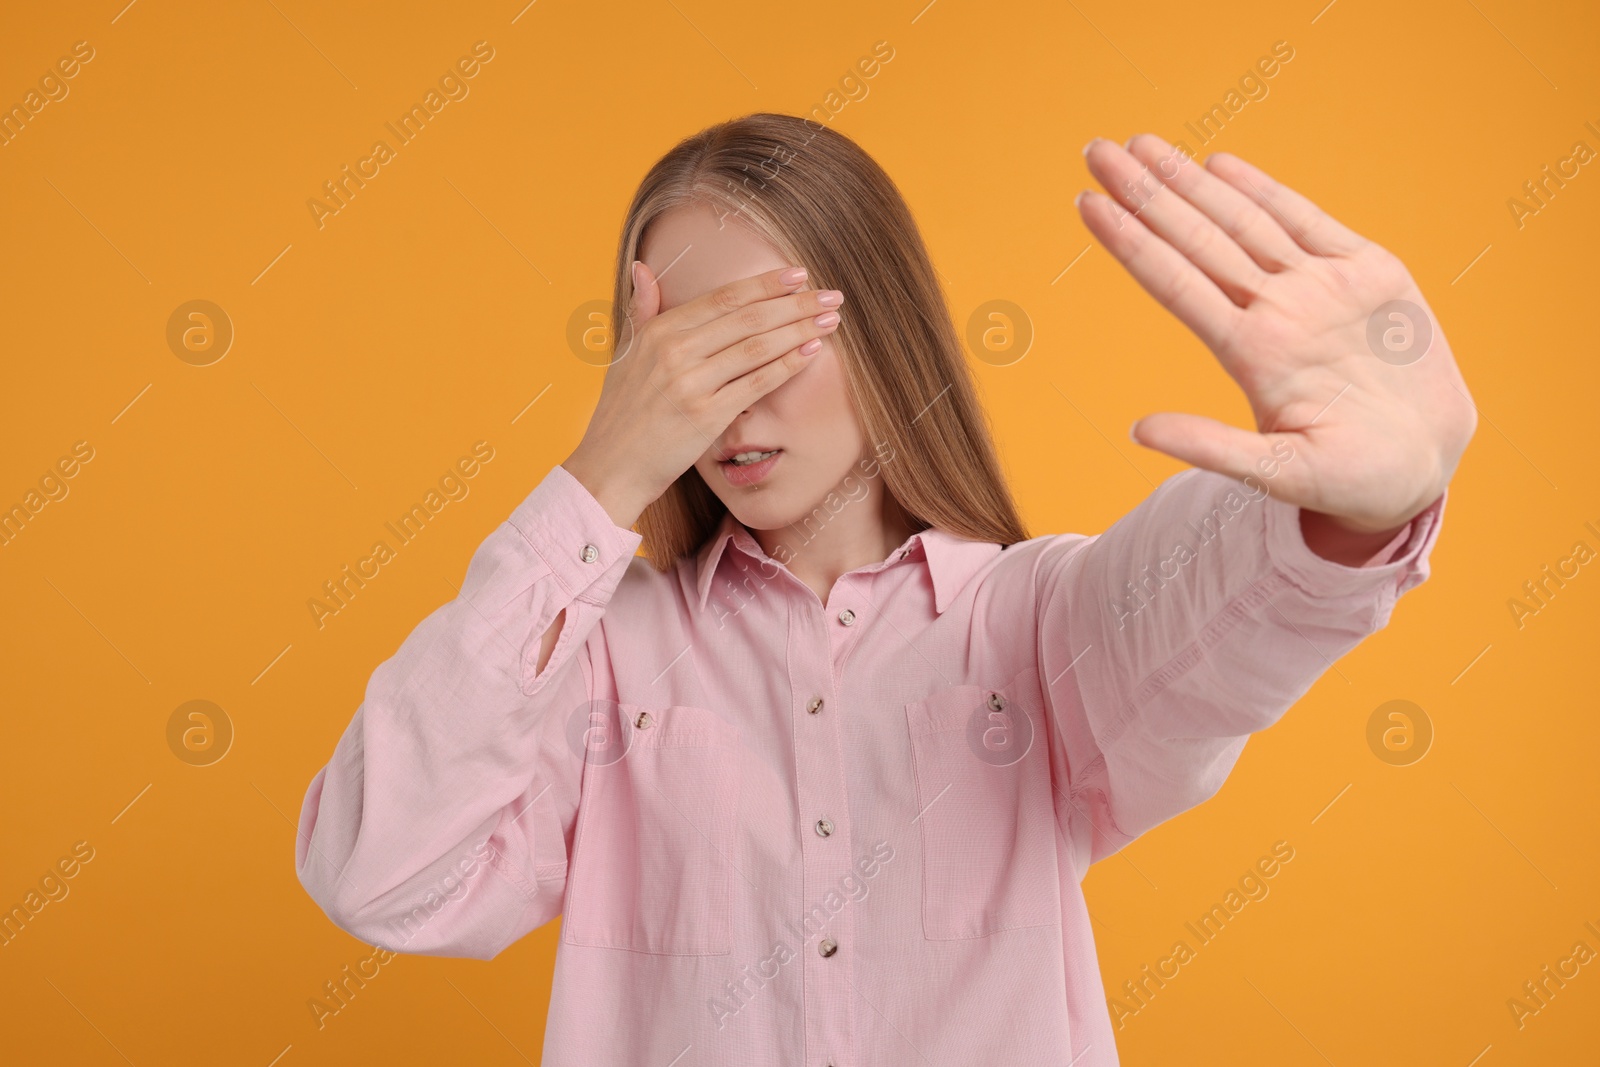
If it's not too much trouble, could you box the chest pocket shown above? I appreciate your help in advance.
[905,665,1060,939]
[561,702,740,955]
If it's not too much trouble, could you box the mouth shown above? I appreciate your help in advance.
[717,447,783,487]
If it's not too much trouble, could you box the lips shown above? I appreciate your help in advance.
[717,448,783,487]
[719,444,781,461]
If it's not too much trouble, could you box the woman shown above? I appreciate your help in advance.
[294,112,1474,1065]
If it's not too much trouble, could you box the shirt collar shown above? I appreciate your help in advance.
[693,510,1002,615]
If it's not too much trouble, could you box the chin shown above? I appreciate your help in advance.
[719,492,805,534]
[698,454,851,535]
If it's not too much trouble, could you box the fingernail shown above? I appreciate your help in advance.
[799,338,823,355]
[813,311,840,328]
[1074,190,1088,208]
[630,260,643,289]
[1082,137,1101,156]
[1129,419,1142,443]
[779,266,808,285]
[816,289,843,306]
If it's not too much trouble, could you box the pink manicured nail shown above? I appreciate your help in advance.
[779,267,808,285]
[814,311,840,328]
[799,338,823,355]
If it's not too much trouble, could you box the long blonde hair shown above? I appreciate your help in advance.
[610,112,1029,571]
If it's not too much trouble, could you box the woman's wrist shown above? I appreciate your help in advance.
[561,449,654,531]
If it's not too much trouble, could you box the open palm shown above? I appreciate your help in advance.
[1080,134,1477,535]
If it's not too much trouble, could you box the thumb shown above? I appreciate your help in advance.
[1130,411,1276,482]
[629,259,661,321]
[615,259,661,362]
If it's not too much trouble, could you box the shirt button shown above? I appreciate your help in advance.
[807,697,824,715]
[818,938,838,957]
[634,711,653,730]
[815,817,833,837]
[580,543,599,563]
[837,608,856,626]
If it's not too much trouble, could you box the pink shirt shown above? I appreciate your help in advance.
[295,461,1446,1066]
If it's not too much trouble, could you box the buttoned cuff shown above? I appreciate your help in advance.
[1263,487,1448,603]
[507,463,644,604]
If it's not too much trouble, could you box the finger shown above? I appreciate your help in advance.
[693,300,841,394]
[1204,151,1369,258]
[630,258,661,319]
[1122,135,1307,273]
[1130,411,1288,487]
[712,341,818,414]
[1087,137,1269,306]
[614,259,662,362]
[1077,189,1243,354]
[665,264,809,332]
[688,286,843,369]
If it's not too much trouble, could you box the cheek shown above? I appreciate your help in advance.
[780,346,865,479]
[777,342,854,429]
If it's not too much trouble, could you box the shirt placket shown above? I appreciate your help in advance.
[792,571,870,1067]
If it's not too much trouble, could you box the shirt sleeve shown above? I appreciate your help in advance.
[293,463,643,958]
[1034,467,1447,878]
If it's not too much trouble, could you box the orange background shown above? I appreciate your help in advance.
[2,1,1596,1063]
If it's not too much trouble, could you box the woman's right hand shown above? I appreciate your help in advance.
[562,261,845,530]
